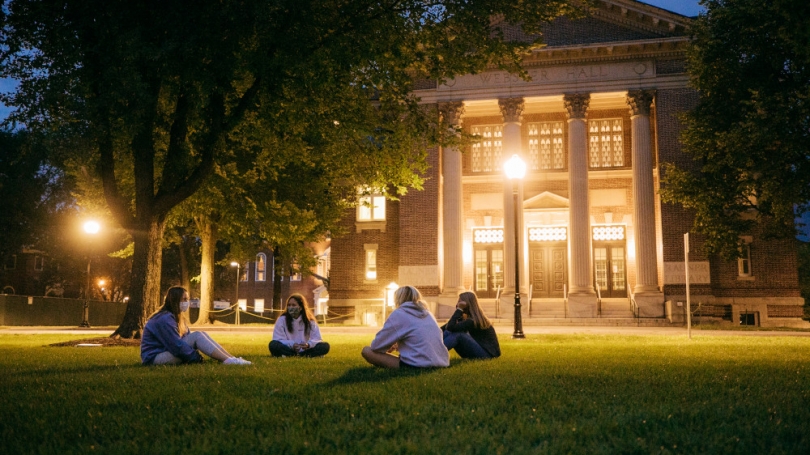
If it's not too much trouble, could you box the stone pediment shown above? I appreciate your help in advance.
[493,0,690,46]
[523,191,569,210]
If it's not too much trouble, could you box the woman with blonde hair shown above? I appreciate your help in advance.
[269,294,330,357]
[141,286,251,365]
[361,285,449,369]
[443,291,500,359]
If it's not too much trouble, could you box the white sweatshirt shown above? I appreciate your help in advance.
[273,315,324,348]
[370,301,449,368]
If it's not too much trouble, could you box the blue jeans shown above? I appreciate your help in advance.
[443,331,491,359]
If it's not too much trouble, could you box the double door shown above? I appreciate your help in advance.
[530,245,567,298]
[593,245,627,298]
[474,248,504,298]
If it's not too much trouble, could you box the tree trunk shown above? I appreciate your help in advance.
[178,235,192,297]
[273,245,282,316]
[194,214,216,325]
[112,218,165,339]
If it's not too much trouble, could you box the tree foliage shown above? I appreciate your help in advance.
[660,0,810,258]
[1,0,581,336]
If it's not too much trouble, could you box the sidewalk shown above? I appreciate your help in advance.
[2,324,810,337]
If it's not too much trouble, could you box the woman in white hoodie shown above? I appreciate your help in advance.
[361,285,449,369]
[269,294,330,357]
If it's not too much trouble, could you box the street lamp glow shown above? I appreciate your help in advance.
[83,220,100,234]
[504,154,527,180]
[98,279,105,286]
[230,261,239,267]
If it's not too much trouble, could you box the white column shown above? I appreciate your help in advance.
[499,97,525,297]
[564,93,596,314]
[438,101,465,298]
[627,90,663,300]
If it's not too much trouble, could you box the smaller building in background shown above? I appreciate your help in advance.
[234,239,330,321]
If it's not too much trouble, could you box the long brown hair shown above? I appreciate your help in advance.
[283,294,315,336]
[149,286,190,334]
[458,291,491,330]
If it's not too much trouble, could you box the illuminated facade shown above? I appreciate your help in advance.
[328,0,806,327]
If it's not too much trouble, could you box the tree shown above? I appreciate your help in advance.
[659,0,810,258]
[0,131,72,258]
[1,0,581,337]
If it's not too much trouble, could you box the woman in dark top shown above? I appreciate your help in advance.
[443,291,500,359]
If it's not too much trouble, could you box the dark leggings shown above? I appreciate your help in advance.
[269,340,330,358]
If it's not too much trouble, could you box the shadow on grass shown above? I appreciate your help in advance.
[325,365,442,386]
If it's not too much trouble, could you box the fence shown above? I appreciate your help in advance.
[0,295,128,326]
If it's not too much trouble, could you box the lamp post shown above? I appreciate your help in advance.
[230,262,240,325]
[504,154,526,339]
[80,220,100,328]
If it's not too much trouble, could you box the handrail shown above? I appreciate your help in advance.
[595,283,602,317]
[494,286,501,318]
[563,284,568,318]
[527,284,533,316]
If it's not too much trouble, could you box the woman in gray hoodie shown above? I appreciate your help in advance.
[361,285,450,369]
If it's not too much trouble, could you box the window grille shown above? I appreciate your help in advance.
[588,119,623,168]
[471,125,503,172]
[528,122,564,170]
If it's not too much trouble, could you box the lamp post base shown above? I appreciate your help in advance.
[79,303,91,328]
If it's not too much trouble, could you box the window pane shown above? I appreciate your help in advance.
[475,250,488,291]
[358,196,372,221]
[611,247,626,291]
[491,249,504,289]
[256,254,266,281]
[366,250,377,280]
[254,299,265,313]
[372,196,386,220]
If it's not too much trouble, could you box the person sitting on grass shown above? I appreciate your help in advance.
[141,286,251,365]
[443,291,500,360]
[269,294,330,358]
[361,285,449,369]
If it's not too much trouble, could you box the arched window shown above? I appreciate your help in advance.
[256,253,267,282]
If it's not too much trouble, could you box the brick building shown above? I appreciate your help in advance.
[234,241,331,321]
[327,0,806,327]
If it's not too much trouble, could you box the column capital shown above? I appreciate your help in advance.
[438,101,465,127]
[627,89,656,116]
[498,97,525,123]
[563,93,590,120]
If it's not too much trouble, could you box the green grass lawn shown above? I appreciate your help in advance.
[1,333,809,454]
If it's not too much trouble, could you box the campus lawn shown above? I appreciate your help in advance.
[1,333,809,454]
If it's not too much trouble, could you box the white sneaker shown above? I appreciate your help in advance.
[223,357,251,365]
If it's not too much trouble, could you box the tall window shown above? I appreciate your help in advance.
[528,122,564,170]
[470,125,503,172]
[738,242,752,277]
[357,194,386,221]
[364,244,378,281]
[588,119,623,168]
[4,254,16,270]
[255,253,267,282]
[34,256,44,271]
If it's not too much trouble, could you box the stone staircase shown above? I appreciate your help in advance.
[438,297,681,327]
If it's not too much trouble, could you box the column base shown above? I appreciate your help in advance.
[633,292,665,318]
[567,294,597,318]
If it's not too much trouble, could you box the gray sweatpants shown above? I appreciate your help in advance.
[152,331,228,365]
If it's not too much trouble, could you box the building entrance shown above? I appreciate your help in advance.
[528,227,568,299]
[474,247,504,298]
[592,226,627,298]
[529,246,567,298]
